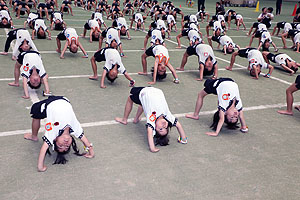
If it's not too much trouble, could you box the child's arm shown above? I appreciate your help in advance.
[252,65,259,79]
[100,69,107,88]
[206,110,225,136]
[37,142,49,172]
[89,29,94,43]
[124,71,135,86]
[281,64,295,74]
[50,22,54,30]
[239,110,248,132]
[148,58,158,85]
[32,30,36,40]
[175,121,187,143]
[166,62,179,83]
[147,127,159,152]
[80,135,95,158]
[213,63,218,79]
[42,75,50,94]
[225,51,238,70]
[78,41,88,57]
[197,63,204,81]
[60,41,68,58]
[22,77,30,99]
[266,64,274,76]
[47,30,51,40]
[257,42,263,50]
[223,45,227,55]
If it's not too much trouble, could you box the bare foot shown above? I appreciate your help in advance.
[176,67,184,71]
[138,72,147,75]
[175,46,181,49]
[133,117,141,124]
[24,133,38,141]
[115,117,128,125]
[56,48,61,53]
[8,82,19,87]
[89,76,98,80]
[295,105,300,112]
[277,110,293,115]
[185,114,199,120]
[0,52,8,55]
[225,66,232,71]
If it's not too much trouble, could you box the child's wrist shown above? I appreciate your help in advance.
[177,136,188,144]
[84,143,93,152]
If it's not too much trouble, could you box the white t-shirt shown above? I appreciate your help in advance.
[189,14,198,25]
[53,12,63,22]
[284,23,292,33]
[296,24,300,32]
[217,14,225,22]
[189,23,199,32]
[151,29,164,44]
[88,19,99,29]
[27,12,39,23]
[294,32,300,44]
[34,19,48,32]
[247,50,268,69]
[213,20,224,33]
[188,29,201,43]
[103,48,126,73]
[156,19,167,30]
[43,99,83,148]
[13,30,38,57]
[64,28,78,45]
[260,31,272,43]
[236,14,243,20]
[20,52,46,79]
[275,53,295,66]
[139,87,177,136]
[116,17,128,30]
[195,44,217,65]
[135,13,143,23]
[167,15,176,24]
[219,35,236,48]
[216,81,243,112]
[257,23,267,31]
[93,12,104,24]
[0,10,11,22]
[152,45,169,64]
[106,28,121,45]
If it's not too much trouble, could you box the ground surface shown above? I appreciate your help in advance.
[1,0,300,199]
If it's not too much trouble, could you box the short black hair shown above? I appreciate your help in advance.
[92,33,99,41]
[37,29,46,39]
[151,67,167,80]
[249,68,261,77]
[154,121,172,146]
[210,110,239,131]
[27,81,42,89]
[54,23,64,30]
[267,7,273,13]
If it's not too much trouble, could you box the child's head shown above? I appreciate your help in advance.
[137,19,142,29]
[262,40,270,51]
[120,26,127,35]
[262,7,267,13]
[19,40,31,52]
[110,39,118,48]
[1,17,8,26]
[249,65,261,77]
[69,41,78,53]
[37,27,46,39]
[106,64,119,83]
[154,117,172,146]
[267,7,273,13]
[205,56,214,71]
[52,128,82,164]
[210,110,239,131]
[28,70,42,89]
[226,43,235,54]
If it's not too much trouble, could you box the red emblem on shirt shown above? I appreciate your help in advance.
[222,93,230,100]
[23,64,29,71]
[250,59,255,63]
[149,112,157,122]
[45,122,52,131]
[204,52,208,57]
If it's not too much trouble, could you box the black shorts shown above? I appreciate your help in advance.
[101,29,107,38]
[93,48,106,62]
[203,65,215,76]
[209,21,214,27]
[277,22,285,29]
[30,96,68,119]
[254,30,263,38]
[62,1,70,5]
[186,45,197,56]
[38,3,46,9]
[266,53,282,63]
[211,35,220,42]
[252,22,259,28]
[295,75,300,90]
[84,22,91,30]
[288,30,298,37]
[145,46,155,57]
[140,8,145,12]
[57,30,66,40]
[238,48,255,58]
[181,29,189,37]
[129,87,144,105]
[203,78,234,95]
[173,8,181,13]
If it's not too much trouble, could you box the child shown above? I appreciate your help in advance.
[139,44,179,85]
[0,10,13,28]
[236,14,246,31]
[278,75,300,115]
[32,19,51,40]
[24,12,39,29]
[257,31,278,52]
[177,44,218,81]
[56,28,88,59]
[99,27,125,56]
[113,17,131,39]
[166,14,177,33]
[293,31,300,53]
[186,78,248,136]
[130,12,145,31]
[207,34,240,55]
[271,22,292,36]
[10,51,51,98]
[82,19,102,42]
[115,87,188,152]
[50,11,66,30]
[24,96,94,172]
[92,10,107,29]
[262,51,300,75]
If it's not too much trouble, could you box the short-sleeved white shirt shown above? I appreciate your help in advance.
[53,12,63,22]
[152,45,169,64]
[189,14,198,25]
[94,12,104,24]
[260,31,272,43]
[64,28,78,45]
[135,13,143,23]
[296,24,300,31]
[236,14,243,20]
[189,23,199,32]
[116,17,128,30]
[103,48,126,73]
[43,99,83,147]
[88,19,99,29]
[188,29,202,43]
[106,28,121,45]
[167,15,176,24]
[284,23,292,33]
[247,50,268,69]
[213,20,224,33]
[216,81,243,112]
[0,10,11,22]
[150,29,164,44]
[294,32,300,44]
[27,12,39,23]
[139,87,177,136]
[34,19,47,31]
[217,14,225,22]
[20,52,46,79]
[13,30,38,57]
[219,35,236,48]
[156,19,167,30]
[257,23,267,31]
[195,44,217,65]
[275,53,295,66]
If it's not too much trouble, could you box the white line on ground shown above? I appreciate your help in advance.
[0,101,298,137]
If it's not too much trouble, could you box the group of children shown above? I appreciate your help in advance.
[1,0,300,172]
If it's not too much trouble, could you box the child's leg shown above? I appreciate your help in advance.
[24,118,40,141]
[56,37,61,52]
[176,34,182,48]
[115,96,134,124]
[133,105,143,123]
[89,56,98,79]
[278,83,299,115]
[186,89,208,120]
[271,26,277,36]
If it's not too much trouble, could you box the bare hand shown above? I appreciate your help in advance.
[100,85,106,88]
[205,132,218,136]
[148,81,156,85]
[38,165,47,172]
[196,78,203,81]
[22,95,30,99]
[150,147,160,153]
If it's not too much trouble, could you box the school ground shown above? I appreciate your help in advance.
[1,0,300,199]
